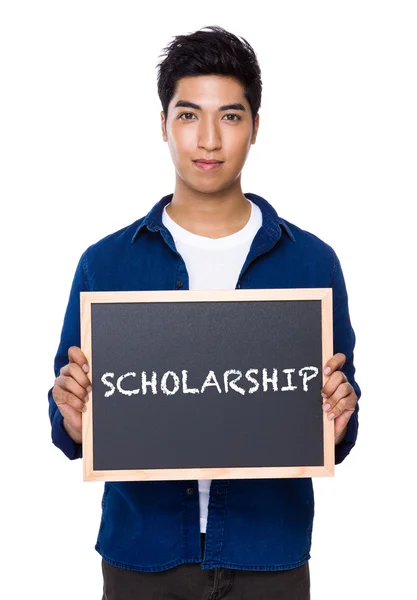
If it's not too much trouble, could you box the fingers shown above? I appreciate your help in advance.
[52,346,91,417]
[323,353,346,376]
[53,381,86,413]
[321,353,350,421]
[321,370,348,401]
[322,377,356,421]
[60,361,91,390]
[56,371,89,405]
[68,346,89,374]
[323,389,355,420]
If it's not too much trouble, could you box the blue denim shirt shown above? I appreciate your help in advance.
[48,192,360,572]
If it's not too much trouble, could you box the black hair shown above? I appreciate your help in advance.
[156,25,262,124]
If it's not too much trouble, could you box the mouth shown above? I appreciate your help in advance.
[193,160,224,172]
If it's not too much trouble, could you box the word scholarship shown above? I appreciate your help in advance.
[100,366,320,398]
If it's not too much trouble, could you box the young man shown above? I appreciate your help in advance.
[49,25,360,600]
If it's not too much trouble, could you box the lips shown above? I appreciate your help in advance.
[194,159,223,171]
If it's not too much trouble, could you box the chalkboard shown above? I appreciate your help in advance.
[80,289,334,482]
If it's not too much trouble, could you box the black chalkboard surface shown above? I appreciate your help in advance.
[80,289,334,481]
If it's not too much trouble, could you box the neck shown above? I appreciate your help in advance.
[166,176,251,239]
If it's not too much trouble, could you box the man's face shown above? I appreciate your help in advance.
[161,75,259,195]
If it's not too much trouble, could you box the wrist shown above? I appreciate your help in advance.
[335,425,348,446]
[63,418,82,444]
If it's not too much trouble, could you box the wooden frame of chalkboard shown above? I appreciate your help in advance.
[80,289,334,482]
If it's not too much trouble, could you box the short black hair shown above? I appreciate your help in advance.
[156,25,262,124]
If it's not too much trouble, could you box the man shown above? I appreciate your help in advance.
[49,25,360,599]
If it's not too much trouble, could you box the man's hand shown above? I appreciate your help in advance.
[52,346,91,444]
[321,353,357,445]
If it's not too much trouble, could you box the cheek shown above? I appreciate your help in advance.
[223,131,252,163]
[168,126,194,158]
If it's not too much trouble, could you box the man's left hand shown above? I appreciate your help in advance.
[321,353,358,445]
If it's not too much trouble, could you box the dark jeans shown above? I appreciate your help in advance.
[102,534,310,600]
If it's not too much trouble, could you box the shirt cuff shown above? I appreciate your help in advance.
[335,409,358,465]
[51,410,83,460]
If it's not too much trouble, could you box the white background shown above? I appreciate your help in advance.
[1,1,416,598]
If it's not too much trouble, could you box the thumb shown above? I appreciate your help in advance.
[68,346,89,373]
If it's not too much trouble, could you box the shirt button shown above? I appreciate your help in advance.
[176,280,184,288]
[186,486,194,496]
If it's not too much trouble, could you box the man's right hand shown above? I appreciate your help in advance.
[52,346,91,444]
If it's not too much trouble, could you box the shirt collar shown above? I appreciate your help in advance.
[131,192,295,244]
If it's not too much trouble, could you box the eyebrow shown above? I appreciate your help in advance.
[174,100,246,112]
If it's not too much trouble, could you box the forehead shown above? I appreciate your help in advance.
[171,75,248,108]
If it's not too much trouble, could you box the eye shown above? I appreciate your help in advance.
[223,113,241,121]
[178,112,196,121]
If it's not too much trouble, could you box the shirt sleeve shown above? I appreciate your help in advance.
[331,250,361,465]
[48,251,90,460]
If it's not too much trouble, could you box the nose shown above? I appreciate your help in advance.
[197,116,222,152]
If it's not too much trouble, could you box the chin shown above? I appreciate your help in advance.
[185,177,233,196]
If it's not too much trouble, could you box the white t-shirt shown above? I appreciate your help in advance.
[162,197,263,532]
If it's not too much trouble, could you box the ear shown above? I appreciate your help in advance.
[251,113,260,145]
[161,111,168,142]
